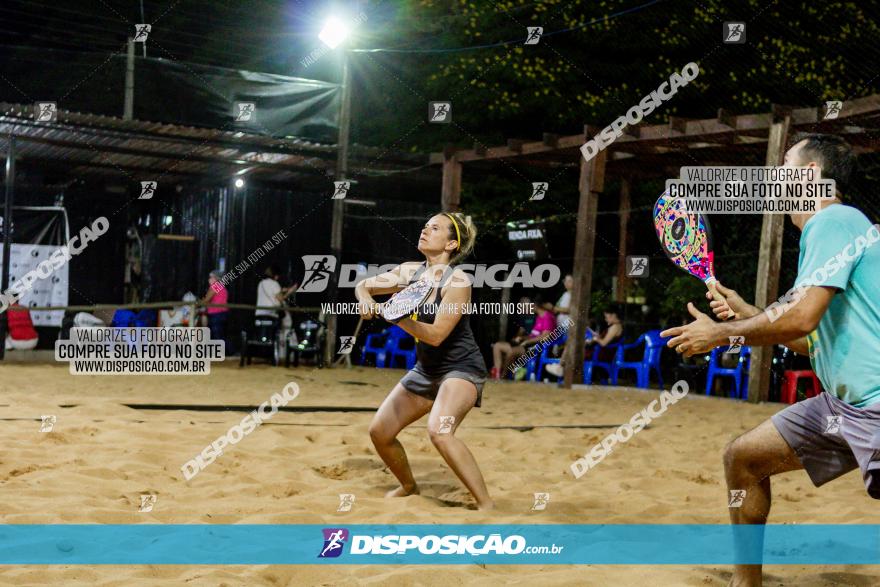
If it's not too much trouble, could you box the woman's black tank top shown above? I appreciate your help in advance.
[410,267,486,378]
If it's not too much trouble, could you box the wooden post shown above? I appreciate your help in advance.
[0,135,16,361]
[747,115,790,402]
[615,178,632,303]
[441,153,461,212]
[498,278,511,342]
[324,49,354,368]
[562,147,606,389]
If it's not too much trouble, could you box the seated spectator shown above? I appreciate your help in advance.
[587,304,624,361]
[545,304,624,377]
[5,303,38,351]
[508,295,535,342]
[491,299,557,379]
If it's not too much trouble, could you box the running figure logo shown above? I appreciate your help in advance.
[138,494,156,512]
[332,181,350,200]
[428,101,452,123]
[139,181,157,200]
[318,528,349,558]
[728,489,747,508]
[530,182,548,201]
[133,24,151,42]
[531,492,550,511]
[824,101,843,120]
[825,415,842,434]
[234,102,256,122]
[524,27,543,45]
[40,415,56,432]
[299,255,338,293]
[726,336,745,354]
[723,22,745,43]
[626,256,649,277]
[338,336,355,355]
[337,494,355,512]
[34,102,57,122]
[438,416,455,434]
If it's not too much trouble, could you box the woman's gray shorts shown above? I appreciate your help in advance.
[772,392,880,498]
[399,368,486,408]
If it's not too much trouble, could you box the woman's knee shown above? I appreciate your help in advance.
[428,426,454,450]
[369,419,394,446]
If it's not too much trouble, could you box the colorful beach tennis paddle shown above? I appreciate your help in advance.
[653,191,731,316]
[381,279,434,323]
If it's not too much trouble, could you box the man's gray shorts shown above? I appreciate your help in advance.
[772,392,880,498]
[399,368,486,408]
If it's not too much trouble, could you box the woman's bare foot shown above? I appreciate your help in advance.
[385,484,419,498]
[476,499,495,510]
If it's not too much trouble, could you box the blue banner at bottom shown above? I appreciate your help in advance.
[0,525,877,565]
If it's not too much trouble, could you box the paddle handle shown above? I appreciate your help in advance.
[705,279,734,321]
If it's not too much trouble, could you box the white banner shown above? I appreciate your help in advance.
[0,243,68,326]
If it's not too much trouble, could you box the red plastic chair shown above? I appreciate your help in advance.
[780,370,821,403]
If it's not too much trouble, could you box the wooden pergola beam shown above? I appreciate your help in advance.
[428,93,880,165]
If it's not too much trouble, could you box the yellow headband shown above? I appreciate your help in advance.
[444,213,461,251]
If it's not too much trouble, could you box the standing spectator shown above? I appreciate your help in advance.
[256,266,298,358]
[5,303,38,351]
[202,270,229,351]
[256,266,297,318]
[554,274,573,325]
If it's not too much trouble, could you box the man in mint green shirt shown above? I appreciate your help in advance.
[662,133,880,587]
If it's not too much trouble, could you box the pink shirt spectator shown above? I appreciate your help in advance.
[208,282,228,314]
[530,311,557,337]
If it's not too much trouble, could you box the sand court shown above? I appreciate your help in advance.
[0,362,877,585]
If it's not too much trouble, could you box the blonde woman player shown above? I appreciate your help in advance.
[355,212,493,510]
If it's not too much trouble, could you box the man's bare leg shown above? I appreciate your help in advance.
[723,418,804,586]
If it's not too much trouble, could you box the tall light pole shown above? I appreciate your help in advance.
[320,15,354,367]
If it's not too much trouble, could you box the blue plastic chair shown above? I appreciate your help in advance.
[584,341,620,385]
[705,346,751,399]
[361,330,391,367]
[531,334,567,381]
[111,309,138,327]
[133,309,157,327]
[388,328,417,369]
[533,329,596,382]
[612,330,668,388]
[361,326,413,368]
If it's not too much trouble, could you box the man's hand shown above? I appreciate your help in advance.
[661,302,725,357]
[705,281,760,321]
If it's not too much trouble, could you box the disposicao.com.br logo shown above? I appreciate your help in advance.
[317,528,563,558]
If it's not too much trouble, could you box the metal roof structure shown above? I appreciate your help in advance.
[0,102,430,186]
